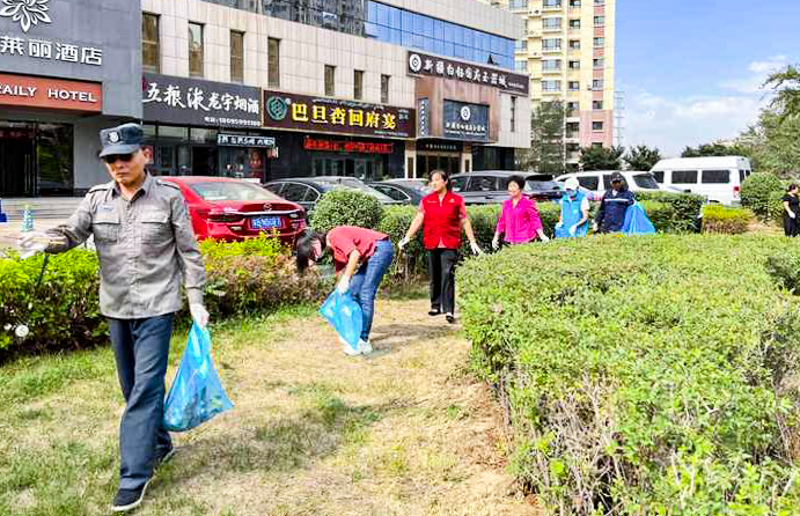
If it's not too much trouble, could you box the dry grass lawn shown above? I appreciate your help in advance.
[0,298,541,516]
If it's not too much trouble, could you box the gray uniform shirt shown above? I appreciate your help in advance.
[46,173,206,319]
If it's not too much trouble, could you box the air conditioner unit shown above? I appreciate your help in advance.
[533,9,541,14]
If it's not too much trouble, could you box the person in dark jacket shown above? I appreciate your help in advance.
[782,183,800,237]
[594,172,635,233]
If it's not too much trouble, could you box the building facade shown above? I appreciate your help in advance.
[139,0,529,183]
[0,0,142,197]
[485,0,615,167]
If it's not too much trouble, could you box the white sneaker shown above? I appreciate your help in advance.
[340,336,361,355]
[358,339,373,354]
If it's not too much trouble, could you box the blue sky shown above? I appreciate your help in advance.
[616,0,800,156]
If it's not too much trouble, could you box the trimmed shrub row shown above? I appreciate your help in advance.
[0,234,325,361]
[702,205,755,234]
[459,235,800,514]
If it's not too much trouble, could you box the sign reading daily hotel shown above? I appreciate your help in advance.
[0,72,101,112]
[407,52,529,96]
[263,91,415,139]
[143,73,261,128]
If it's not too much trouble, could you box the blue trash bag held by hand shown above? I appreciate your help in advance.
[319,290,363,350]
[163,323,233,432]
[622,201,656,235]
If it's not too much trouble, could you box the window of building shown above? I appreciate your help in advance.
[567,101,579,112]
[672,170,698,184]
[542,80,561,92]
[569,40,580,49]
[516,39,527,51]
[594,0,604,4]
[593,58,604,68]
[568,60,580,69]
[325,65,336,96]
[568,81,579,91]
[594,37,605,47]
[594,15,605,26]
[509,0,528,9]
[543,0,562,7]
[543,17,562,29]
[381,74,390,104]
[354,70,364,100]
[511,96,517,133]
[542,59,561,71]
[268,38,280,88]
[515,60,528,73]
[543,38,562,51]
[142,13,160,73]
[592,121,604,131]
[230,30,244,83]
[593,100,603,110]
[188,22,204,77]
[592,142,603,148]
[569,19,580,29]
[592,79,603,90]
[570,0,581,6]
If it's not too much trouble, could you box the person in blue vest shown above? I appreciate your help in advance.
[555,177,590,238]
[594,172,635,233]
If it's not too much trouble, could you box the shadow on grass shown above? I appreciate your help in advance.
[367,323,457,355]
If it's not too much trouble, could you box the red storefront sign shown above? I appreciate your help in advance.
[303,137,394,154]
[0,73,102,113]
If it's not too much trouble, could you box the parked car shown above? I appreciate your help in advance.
[368,178,431,205]
[649,156,752,205]
[555,170,661,198]
[449,171,563,205]
[161,176,307,244]
[263,176,400,214]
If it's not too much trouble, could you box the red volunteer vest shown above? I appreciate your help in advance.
[422,191,463,250]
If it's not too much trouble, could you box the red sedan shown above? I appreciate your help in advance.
[161,176,307,245]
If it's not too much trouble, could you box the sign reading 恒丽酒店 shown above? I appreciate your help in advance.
[143,73,261,128]
[263,91,415,139]
[407,51,529,96]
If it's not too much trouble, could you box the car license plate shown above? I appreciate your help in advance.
[251,216,282,230]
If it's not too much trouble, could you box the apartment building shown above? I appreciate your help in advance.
[139,0,530,182]
[484,0,615,167]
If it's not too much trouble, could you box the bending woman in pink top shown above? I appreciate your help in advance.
[492,175,549,250]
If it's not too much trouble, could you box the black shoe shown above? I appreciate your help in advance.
[154,446,176,469]
[428,308,441,316]
[111,480,150,513]
[445,313,455,324]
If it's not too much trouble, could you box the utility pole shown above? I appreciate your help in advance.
[614,91,625,148]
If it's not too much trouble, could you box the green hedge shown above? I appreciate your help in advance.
[635,191,704,233]
[459,235,800,514]
[0,235,325,361]
[702,205,755,234]
[311,189,384,234]
[742,172,784,220]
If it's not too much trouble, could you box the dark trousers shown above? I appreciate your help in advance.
[109,313,174,490]
[784,215,799,237]
[428,248,458,315]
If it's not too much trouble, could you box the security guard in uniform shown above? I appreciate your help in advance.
[594,172,635,233]
[19,123,208,512]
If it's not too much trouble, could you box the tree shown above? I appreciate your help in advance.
[624,145,662,171]
[764,64,800,121]
[734,108,800,178]
[681,143,733,157]
[517,101,565,174]
[579,145,624,170]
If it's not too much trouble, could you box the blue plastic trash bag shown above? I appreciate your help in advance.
[163,323,233,432]
[622,201,656,235]
[319,290,363,351]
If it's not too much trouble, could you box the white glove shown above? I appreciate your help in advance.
[470,242,483,255]
[337,276,350,294]
[569,224,577,237]
[539,233,550,243]
[592,221,599,232]
[791,212,796,219]
[18,231,50,259]
[189,303,210,329]
[555,221,563,229]
[398,236,410,251]
[491,235,500,250]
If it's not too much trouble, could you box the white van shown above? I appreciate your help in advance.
[555,170,661,198]
[649,156,752,205]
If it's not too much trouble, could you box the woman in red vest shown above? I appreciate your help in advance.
[399,169,482,324]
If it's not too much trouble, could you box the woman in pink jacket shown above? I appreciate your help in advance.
[492,175,549,250]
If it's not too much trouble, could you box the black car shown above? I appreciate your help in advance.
[368,179,431,205]
[449,171,563,205]
[263,176,400,214]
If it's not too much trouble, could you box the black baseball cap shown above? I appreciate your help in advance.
[99,123,143,158]
[610,172,624,183]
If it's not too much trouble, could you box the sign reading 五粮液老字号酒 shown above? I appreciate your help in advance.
[143,73,262,128]
[407,52,529,96]
[443,101,489,142]
[262,91,415,139]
